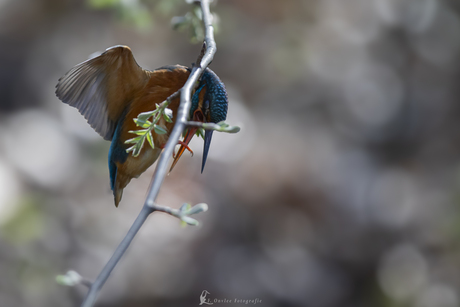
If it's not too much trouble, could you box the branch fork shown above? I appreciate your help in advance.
[154,202,209,226]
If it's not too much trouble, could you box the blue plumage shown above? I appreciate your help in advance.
[109,113,129,191]
[191,83,207,119]
[191,68,228,124]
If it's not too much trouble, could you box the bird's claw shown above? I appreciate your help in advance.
[172,141,194,159]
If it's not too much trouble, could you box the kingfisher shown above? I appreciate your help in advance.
[56,45,228,207]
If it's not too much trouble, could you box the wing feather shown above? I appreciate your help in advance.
[56,45,150,140]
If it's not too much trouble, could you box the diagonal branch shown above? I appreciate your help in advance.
[144,2,216,205]
[79,1,216,306]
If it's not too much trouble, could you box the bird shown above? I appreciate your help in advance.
[56,45,228,207]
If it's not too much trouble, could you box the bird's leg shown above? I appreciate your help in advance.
[170,126,199,172]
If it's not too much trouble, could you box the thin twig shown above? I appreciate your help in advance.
[186,120,214,128]
[161,90,181,108]
[79,1,216,306]
[144,0,216,206]
[186,121,241,133]
[80,279,93,289]
[195,42,207,68]
[81,205,154,307]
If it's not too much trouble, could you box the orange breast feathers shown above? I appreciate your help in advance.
[113,67,191,206]
[121,66,191,149]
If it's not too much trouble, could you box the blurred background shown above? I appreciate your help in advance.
[1,0,460,306]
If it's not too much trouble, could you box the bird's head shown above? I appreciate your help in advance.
[171,68,228,173]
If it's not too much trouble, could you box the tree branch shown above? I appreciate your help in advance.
[144,1,216,205]
[78,1,216,306]
[186,120,241,133]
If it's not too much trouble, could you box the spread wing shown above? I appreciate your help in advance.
[56,45,150,140]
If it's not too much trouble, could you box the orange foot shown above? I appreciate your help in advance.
[161,142,194,156]
[179,141,194,156]
[170,141,194,159]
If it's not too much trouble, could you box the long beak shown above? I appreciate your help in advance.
[201,130,213,173]
[170,127,197,172]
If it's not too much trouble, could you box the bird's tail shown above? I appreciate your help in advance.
[114,188,123,208]
[112,170,132,207]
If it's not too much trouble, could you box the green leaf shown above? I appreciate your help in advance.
[163,108,173,123]
[137,110,156,121]
[125,135,146,157]
[179,203,192,213]
[183,203,208,215]
[201,122,241,133]
[126,135,145,157]
[125,135,143,144]
[134,118,153,129]
[181,215,199,226]
[163,113,173,123]
[126,145,135,154]
[146,131,154,149]
[217,121,229,128]
[154,125,168,135]
[135,111,156,127]
[223,126,241,133]
[195,128,204,139]
[128,129,149,136]
[134,139,144,156]
[201,123,217,130]
[56,270,82,287]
